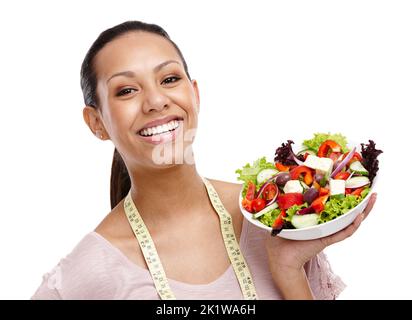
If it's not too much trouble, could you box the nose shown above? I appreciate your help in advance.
[141,84,170,114]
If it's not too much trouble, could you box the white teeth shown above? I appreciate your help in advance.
[139,119,180,136]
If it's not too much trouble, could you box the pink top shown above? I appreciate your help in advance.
[32,218,345,300]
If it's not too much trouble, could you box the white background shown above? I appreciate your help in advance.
[0,0,411,299]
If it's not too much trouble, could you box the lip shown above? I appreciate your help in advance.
[138,115,183,132]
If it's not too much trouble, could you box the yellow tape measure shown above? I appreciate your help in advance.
[124,195,176,299]
[123,177,258,300]
[201,177,258,300]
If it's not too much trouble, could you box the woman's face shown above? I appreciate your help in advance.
[86,31,200,169]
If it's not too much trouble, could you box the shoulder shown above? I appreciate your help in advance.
[206,178,244,226]
[32,232,124,300]
[207,178,243,203]
[94,200,133,251]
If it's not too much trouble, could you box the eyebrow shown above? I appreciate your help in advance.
[106,60,181,84]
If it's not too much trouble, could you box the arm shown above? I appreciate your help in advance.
[268,265,314,300]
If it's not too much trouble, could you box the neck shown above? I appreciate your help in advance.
[128,163,209,222]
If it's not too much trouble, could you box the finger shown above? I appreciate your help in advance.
[362,193,377,220]
[321,214,363,247]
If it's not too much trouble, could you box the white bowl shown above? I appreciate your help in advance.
[239,141,377,240]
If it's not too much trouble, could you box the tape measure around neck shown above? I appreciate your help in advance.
[124,194,175,300]
[123,177,258,300]
[201,177,258,300]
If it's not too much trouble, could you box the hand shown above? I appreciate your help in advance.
[265,193,377,274]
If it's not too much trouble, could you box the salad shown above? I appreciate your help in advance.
[236,133,383,236]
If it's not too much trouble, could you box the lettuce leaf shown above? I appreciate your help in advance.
[319,189,370,223]
[361,140,383,183]
[235,157,274,197]
[235,157,274,184]
[258,203,309,229]
[285,203,308,223]
[303,132,349,153]
[258,207,282,228]
[274,140,305,165]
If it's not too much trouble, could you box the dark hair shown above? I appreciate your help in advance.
[80,21,191,209]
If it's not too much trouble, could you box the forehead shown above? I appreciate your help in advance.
[94,31,182,80]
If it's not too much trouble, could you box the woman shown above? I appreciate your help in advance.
[32,20,376,300]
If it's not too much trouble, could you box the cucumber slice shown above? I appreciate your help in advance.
[291,213,319,229]
[257,168,279,185]
[345,176,370,189]
[297,149,316,156]
[253,202,279,219]
[350,161,369,175]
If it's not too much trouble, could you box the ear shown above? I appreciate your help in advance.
[191,79,200,113]
[83,106,109,140]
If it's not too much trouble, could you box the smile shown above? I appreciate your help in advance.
[138,120,180,137]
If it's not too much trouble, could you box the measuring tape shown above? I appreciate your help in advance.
[123,177,258,300]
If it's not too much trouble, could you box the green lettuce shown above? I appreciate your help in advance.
[284,203,308,222]
[319,188,370,223]
[303,132,349,153]
[258,203,309,229]
[259,207,282,228]
[235,157,274,197]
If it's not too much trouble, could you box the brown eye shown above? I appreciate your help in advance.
[116,88,137,96]
[162,76,181,85]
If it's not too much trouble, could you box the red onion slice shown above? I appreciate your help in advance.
[331,147,356,178]
[256,176,279,207]
[292,153,305,166]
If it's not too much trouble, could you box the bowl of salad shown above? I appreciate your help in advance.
[236,133,382,240]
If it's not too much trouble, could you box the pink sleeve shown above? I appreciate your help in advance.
[304,251,346,300]
[31,233,120,300]
[31,264,63,300]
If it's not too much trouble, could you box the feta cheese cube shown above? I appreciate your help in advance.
[283,180,304,194]
[303,155,334,176]
[329,179,346,195]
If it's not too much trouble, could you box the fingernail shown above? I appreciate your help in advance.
[360,213,365,221]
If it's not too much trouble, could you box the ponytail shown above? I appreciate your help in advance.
[110,148,131,209]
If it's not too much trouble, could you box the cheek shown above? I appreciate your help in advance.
[103,102,137,138]
[170,89,199,127]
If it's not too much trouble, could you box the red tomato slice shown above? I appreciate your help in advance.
[261,183,278,201]
[252,198,266,212]
[245,181,256,201]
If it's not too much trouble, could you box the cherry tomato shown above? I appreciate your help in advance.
[251,198,266,212]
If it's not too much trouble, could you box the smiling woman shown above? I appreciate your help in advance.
[31,20,376,300]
